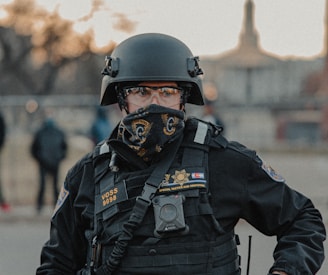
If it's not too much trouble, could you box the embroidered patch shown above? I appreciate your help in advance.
[191,172,204,179]
[158,182,206,193]
[171,169,190,185]
[261,162,285,183]
[159,168,206,193]
[95,181,128,214]
[53,185,69,216]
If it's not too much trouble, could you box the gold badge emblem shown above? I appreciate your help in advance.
[161,114,178,136]
[131,119,152,144]
[172,169,190,185]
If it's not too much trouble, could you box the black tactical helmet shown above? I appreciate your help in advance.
[100,33,204,106]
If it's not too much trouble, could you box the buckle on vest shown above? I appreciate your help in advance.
[136,183,158,206]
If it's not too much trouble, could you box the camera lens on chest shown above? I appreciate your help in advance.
[160,204,177,222]
[152,193,188,237]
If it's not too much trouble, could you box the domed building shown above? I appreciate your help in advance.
[199,0,327,145]
[200,0,324,105]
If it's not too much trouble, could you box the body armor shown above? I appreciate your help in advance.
[90,119,240,274]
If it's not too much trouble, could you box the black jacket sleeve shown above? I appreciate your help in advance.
[240,149,326,275]
[209,139,325,275]
[36,154,94,274]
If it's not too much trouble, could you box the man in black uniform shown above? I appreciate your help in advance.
[37,33,325,275]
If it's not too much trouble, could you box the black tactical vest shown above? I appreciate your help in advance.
[91,119,241,275]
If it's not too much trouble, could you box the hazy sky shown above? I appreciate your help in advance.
[1,0,326,58]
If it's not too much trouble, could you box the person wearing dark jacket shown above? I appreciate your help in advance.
[89,106,113,146]
[37,33,325,275]
[31,116,67,213]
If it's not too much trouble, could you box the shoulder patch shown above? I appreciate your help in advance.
[261,162,285,183]
[53,185,69,216]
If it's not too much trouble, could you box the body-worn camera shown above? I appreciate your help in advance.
[152,193,189,238]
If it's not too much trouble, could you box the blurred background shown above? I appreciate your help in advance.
[1,0,327,205]
[0,0,327,274]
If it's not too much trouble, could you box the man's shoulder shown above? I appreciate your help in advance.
[184,117,227,149]
[50,126,65,136]
[66,151,94,181]
[221,140,260,165]
[185,117,257,157]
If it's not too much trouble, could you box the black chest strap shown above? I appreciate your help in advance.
[182,121,225,234]
[95,135,183,275]
[93,120,226,274]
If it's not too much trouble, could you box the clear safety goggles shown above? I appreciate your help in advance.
[123,86,183,105]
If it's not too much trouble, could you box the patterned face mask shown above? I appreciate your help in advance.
[117,104,185,161]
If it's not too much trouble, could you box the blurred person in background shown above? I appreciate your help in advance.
[89,106,113,146]
[201,99,225,132]
[31,112,67,214]
[37,33,325,275]
[0,110,10,212]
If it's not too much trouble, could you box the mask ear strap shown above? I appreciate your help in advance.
[179,85,191,111]
[116,85,130,114]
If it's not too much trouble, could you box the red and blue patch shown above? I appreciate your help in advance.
[191,172,205,179]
